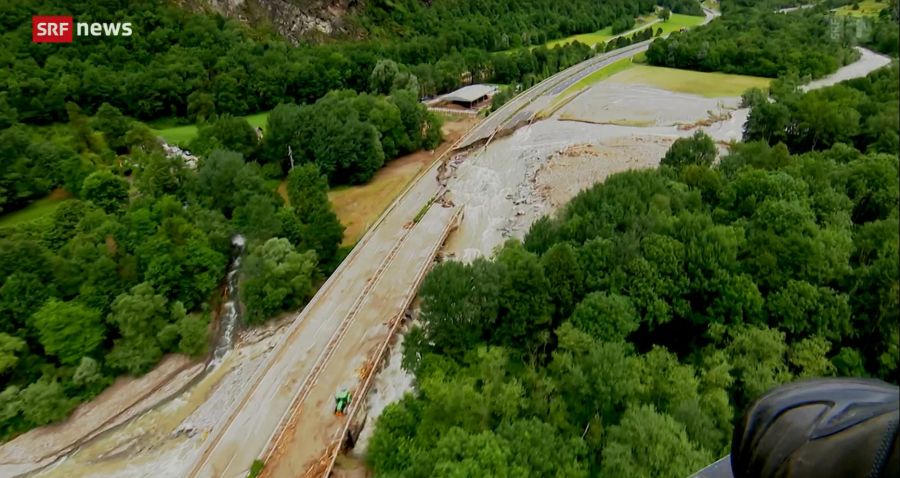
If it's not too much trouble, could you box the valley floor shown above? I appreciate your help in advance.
[3,43,890,478]
[345,46,892,468]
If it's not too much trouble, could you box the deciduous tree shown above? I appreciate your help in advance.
[241,238,317,323]
[600,405,712,478]
[81,170,129,213]
[19,379,74,427]
[31,299,105,366]
[569,292,638,342]
[0,334,26,376]
[661,131,717,170]
[418,259,501,358]
[285,163,344,267]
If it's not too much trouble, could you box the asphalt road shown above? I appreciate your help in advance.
[456,41,652,150]
[260,205,461,478]
[186,146,455,478]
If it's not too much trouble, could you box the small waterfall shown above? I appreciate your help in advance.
[208,234,245,369]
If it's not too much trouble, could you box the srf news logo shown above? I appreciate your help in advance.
[32,16,133,43]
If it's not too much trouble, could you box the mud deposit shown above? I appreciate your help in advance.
[349,319,416,456]
[443,118,721,262]
[537,137,677,208]
[324,46,893,471]
[29,319,289,478]
[559,83,740,128]
[336,46,893,466]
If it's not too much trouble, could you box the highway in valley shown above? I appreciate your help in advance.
[0,0,900,478]
[457,7,718,150]
[176,11,722,478]
[456,41,653,150]
[186,149,459,477]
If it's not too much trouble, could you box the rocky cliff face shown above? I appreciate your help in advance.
[197,0,362,43]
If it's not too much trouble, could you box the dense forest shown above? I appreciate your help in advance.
[368,66,899,476]
[0,84,441,211]
[0,83,447,437]
[867,0,900,55]
[1,0,695,213]
[187,87,443,185]
[743,64,899,154]
[256,88,443,184]
[0,0,693,125]
[3,0,893,467]
[367,1,899,476]
[357,0,664,45]
[0,100,349,438]
[646,4,859,78]
[647,0,899,76]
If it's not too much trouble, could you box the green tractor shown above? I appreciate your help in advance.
[334,389,352,416]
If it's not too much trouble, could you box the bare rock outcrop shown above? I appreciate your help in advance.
[193,0,362,43]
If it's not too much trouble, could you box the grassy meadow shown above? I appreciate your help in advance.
[606,65,772,97]
[152,111,270,146]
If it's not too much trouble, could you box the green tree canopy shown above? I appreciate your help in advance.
[569,292,639,342]
[599,405,713,478]
[189,115,258,158]
[31,299,106,366]
[284,163,344,267]
[0,334,26,376]
[91,103,133,152]
[418,259,501,359]
[108,282,171,340]
[19,379,75,427]
[81,170,130,213]
[241,238,318,323]
[661,131,717,170]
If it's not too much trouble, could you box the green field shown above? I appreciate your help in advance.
[545,13,705,49]
[607,65,771,97]
[152,111,270,146]
[833,0,888,17]
[653,12,708,34]
[0,191,72,229]
[545,15,658,49]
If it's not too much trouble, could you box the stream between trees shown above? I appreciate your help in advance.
[209,235,246,369]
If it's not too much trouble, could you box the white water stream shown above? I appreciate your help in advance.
[208,234,246,369]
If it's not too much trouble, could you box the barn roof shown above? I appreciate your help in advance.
[442,84,496,103]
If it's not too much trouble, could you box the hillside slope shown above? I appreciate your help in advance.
[191,0,361,41]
